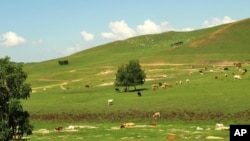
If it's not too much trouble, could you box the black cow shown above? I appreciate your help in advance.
[137,91,142,97]
[115,88,120,92]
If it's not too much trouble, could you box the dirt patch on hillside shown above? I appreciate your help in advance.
[97,70,113,75]
[97,82,113,86]
[189,23,234,48]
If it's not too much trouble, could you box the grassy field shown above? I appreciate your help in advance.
[22,63,250,140]
[20,18,250,140]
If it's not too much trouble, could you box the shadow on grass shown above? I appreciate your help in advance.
[127,88,149,92]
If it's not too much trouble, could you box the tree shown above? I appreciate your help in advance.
[115,60,146,90]
[0,57,33,140]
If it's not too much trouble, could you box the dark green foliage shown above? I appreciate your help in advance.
[58,60,69,65]
[115,60,146,90]
[0,57,33,140]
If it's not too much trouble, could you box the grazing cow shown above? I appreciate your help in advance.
[115,88,120,92]
[233,75,242,80]
[215,123,229,130]
[108,99,113,105]
[151,84,158,90]
[234,62,241,68]
[120,122,135,128]
[241,71,246,75]
[214,76,218,79]
[175,80,182,85]
[186,79,190,83]
[55,126,63,131]
[189,72,193,76]
[137,91,142,97]
[158,82,162,86]
[85,84,90,88]
[152,112,161,118]
[196,127,203,130]
[161,83,173,89]
[175,81,179,85]
[179,80,182,85]
[149,121,156,126]
[66,125,75,130]
[241,69,247,75]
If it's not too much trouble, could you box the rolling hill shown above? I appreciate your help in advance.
[23,18,250,88]
[19,18,250,125]
[18,18,250,141]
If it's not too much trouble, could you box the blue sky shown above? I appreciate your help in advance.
[0,0,249,62]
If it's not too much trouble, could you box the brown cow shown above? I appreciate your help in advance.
[151,84,158,90]
[55,126,63,131]
[120,122,135,128]
[152,112,161,118]
[161,83,173,89]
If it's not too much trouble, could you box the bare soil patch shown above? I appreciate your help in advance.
[190,23,234,47]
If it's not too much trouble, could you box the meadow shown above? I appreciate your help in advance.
[20,19,250,140]
[22,62,250,140]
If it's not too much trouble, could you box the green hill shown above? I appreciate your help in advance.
[21,18,250,115]
[23,18,250,88]
[19,18,250,140]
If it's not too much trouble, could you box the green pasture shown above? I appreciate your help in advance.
[20,19,250,140]
[23,64,250,115]
[21,64,250,140]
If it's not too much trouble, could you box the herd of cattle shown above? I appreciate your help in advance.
[106,62,248,109]
[149,62,247,91]
[52,111,161,131]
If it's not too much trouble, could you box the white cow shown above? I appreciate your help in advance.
[108,99,113,105]
[233,75,242,80]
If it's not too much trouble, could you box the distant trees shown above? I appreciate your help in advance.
[115,60,146,91]
[58,60,69,65]
[0,57,33,140]
[171,41,184,47]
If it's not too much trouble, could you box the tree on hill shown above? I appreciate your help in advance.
[115,60,146,91]
[0,57,33,140]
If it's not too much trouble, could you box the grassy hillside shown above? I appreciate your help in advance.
[19,18,250,141]
[21,18,250,119]
[24,18,250,88]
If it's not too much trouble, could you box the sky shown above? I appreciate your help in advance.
[0,0,249,62]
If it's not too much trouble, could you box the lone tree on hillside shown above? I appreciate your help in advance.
[115,60,146,91]
[0,57,33,140]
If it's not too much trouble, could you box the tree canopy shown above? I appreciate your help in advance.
[115,60,146,90]
[0,57,33,140]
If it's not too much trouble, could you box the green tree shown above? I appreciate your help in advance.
[115,60,146,90]
[0,57,33,140]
